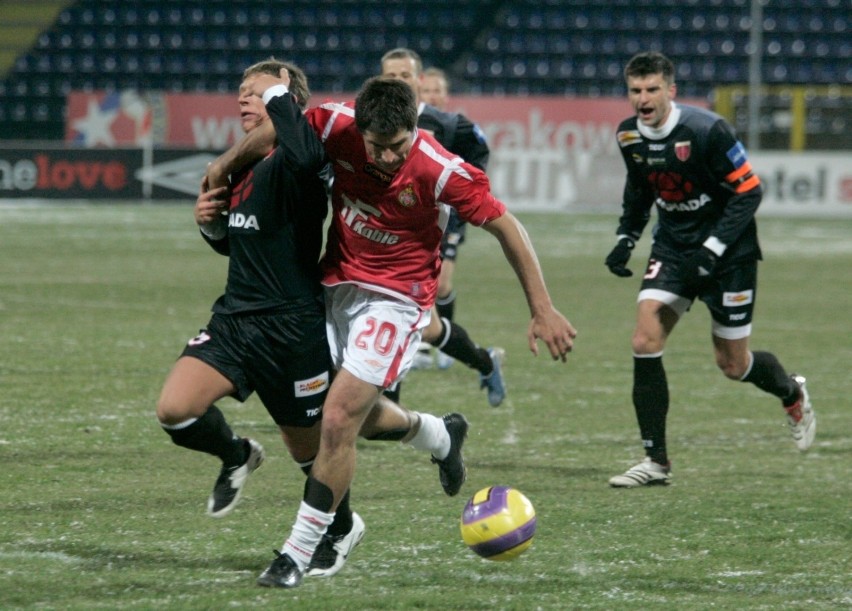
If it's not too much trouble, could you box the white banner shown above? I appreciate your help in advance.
[751,153,852,217]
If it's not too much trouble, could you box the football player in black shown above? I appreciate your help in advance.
[604,52,815,487]
[155,60,365,573]
[380,47,506,407]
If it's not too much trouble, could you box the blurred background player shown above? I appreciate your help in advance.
[420,67,450,111]
[380,48,506,407]
[604,52,815,488]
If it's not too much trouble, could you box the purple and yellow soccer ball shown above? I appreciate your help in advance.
[460,486,536,561]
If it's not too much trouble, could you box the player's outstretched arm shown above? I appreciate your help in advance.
[483,212,577,362]
[206,120,276,190]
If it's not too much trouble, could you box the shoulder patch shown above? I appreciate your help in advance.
[726,141,748,169]
[617,130,642,148]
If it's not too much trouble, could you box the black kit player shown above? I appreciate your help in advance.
[155,60,366,575]
[380,47,506,407]
[604,52,815,487]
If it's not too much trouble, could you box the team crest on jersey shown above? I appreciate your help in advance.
[617,130,642,148]
[364,163,394,184]
[675,141,692,162]
[398,185,417,208]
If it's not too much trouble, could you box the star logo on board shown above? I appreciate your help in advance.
[68,91,154,147]
[71,97,119,147]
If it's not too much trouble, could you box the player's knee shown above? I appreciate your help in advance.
[155,390,200,426]
[155,395,179,425]
[631,331,662,355]
[279,423,320,462]
[320,403,365,446]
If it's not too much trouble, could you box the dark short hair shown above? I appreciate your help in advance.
[624,52,675,85]
[243,57,311,109]
[354,77,418,135]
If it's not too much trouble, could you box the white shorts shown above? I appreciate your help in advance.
[324,284,431,388]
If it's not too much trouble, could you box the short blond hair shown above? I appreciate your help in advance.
[243,58,311,109]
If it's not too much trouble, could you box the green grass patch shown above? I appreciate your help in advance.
[0,204,849,609]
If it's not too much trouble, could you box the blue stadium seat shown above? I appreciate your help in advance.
[1,0,849,140]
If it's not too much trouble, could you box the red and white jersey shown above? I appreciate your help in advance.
[306,101,506,309]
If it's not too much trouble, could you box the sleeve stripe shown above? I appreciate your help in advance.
[726,160,753,182]
[734,174,761,193]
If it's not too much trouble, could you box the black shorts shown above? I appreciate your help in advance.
[441,209,467,261]
[180,309,331,427]
[639,255,758,333]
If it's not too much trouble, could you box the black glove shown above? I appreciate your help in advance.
[677,247,718,288]
[605,237,635,277]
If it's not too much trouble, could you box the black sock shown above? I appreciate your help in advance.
[383,384,401,403]
[326,490,353,537]
[300,460,353,537]
[162,404,246,466]
[304,476,335,513]
[431,318,492,375]
[741,351,798,405]
[633,355,669,465]
[436,290,456,321]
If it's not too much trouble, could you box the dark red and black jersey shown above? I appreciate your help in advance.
[204,93,328,314]
[417,102,490,173]
[615,103,762,263]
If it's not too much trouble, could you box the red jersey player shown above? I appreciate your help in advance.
[209,76,576,589]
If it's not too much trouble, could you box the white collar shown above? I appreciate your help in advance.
[637,102,681,140]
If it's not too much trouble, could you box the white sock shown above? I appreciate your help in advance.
[406,412,450,460]
[282,501,335,570]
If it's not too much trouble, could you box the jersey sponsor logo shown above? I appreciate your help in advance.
[617,130,642,148]
[340,193,400,245]
[675,141,692,162]
[294,371,329,397]
[228,213,260,230]
[655,192,711,212]
[648,143,666,151]
[726,141,748,169]
[723,290,753,307]
[398,185,417,208]
[187,331,212,346]
[364,162,394,184]
[649,170,696,203]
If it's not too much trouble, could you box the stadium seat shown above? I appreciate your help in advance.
[0,0,849,141]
